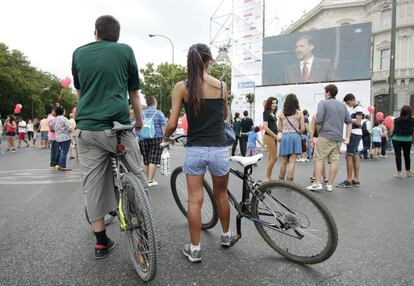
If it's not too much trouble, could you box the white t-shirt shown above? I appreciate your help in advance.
[18,120,27,133]
[350,105,364,136]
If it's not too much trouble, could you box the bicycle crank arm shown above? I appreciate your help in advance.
[229,234,241,247]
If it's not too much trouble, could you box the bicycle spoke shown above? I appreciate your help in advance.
[252,181,337,264]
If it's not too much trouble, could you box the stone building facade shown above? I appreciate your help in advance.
[283,0,414,115]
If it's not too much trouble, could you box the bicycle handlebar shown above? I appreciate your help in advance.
[160,134,187,149]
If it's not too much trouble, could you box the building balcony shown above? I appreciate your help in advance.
[372,68,414,81]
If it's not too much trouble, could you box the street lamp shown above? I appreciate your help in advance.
[148,34,175,112]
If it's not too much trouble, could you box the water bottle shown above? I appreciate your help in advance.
[160,148,170,176]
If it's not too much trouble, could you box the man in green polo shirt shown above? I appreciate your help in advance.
[72,15,147,259]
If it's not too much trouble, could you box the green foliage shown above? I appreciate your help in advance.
[0,42,77,120]
[245,93,255,104]
[139,62,231,117]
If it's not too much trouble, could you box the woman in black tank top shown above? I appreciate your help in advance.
[163,43,233,262]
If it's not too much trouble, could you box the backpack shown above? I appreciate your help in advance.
[139,111,157,139]
[362,121,369,137]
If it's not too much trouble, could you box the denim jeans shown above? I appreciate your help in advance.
[58,140,71,167]
[50,140,60,167]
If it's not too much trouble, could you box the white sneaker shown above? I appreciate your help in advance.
[326,185,334,192]
[148,180,158,187]
[306,183,323,191]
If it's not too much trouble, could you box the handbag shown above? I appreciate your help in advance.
[285,114,307,153]
[224,121,236,146]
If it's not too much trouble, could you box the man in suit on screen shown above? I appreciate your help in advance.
[284,35,335,84]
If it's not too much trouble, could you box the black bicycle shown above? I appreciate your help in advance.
[85,121,158,281]
[166,135,338,264]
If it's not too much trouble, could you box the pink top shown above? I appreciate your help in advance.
[7,121,16,132]
[47,114,57,141]
[282,114,300,133]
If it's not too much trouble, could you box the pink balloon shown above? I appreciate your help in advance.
[376,112,384,121]
[14,108,20,114]
[384,116,393,129]
[367,105,375,113]
[15,103,22,109]
[181,114,188,134]
[60,76,72,88]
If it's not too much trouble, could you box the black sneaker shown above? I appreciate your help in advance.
[352,180,360,187]
[95,240,117,259]
[336,180,353,188]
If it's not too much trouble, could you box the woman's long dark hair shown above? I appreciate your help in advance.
[264,97,277,113]
[283,93,300,116]
[187,43,212,117]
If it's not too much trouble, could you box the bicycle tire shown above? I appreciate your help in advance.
[251,180,338,264]
[122,173,158,281]
[170,166,218,230]
[84,207,116,226]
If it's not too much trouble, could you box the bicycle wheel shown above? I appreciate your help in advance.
[170,167,218,230]
[251,180,338,264]
[84,207,116,226]
[121,173,158,281]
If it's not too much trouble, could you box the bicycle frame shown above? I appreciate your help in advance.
[227,165,295,241]
[227,165,262,240]
[111,131,129,232]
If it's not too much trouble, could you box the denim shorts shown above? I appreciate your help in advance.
[183,146,229,177]
[346,134,362,156]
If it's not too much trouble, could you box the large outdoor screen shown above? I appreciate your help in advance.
[262,22,372,85]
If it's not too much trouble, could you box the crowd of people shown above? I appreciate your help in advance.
[230,86,414,191]
[1,15,413,267]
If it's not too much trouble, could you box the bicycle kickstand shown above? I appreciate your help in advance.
[229,214,242,246]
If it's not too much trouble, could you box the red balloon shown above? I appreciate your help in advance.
[15,103,22,109]
[60,76,72,88]
[383,116,393,129]
[367,105,375,113]
[376,112,384,121]
[14,108,20,114]
[181,114,188,134]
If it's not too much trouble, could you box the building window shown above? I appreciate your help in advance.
[375,94,389,116]
[380,48,390,70]
[381,9,391,27]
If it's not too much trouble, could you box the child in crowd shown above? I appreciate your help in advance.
[246,126,263,157]
[371,121,383,160]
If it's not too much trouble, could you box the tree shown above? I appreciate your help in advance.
[140,62,186,116]
[0,43,77,120]
[245,93,255,118]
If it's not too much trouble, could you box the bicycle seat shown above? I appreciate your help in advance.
[230,154,263,168]
[112,121,134,132]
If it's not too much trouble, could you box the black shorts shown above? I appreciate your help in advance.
[139,138,163,165]
[372,142,381,148]
[6,131,16,137]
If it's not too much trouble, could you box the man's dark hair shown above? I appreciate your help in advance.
[343,93,355,102]
[400,105,412,118]
[324,84,338,98]
[146,96,156,107]
[303,109,309,116]
[55,106,65,116]
[234,112,240,120]
[253,126,260,132]
[95,15,120,42]
[297,35,314,46]
[243,110,248,117]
